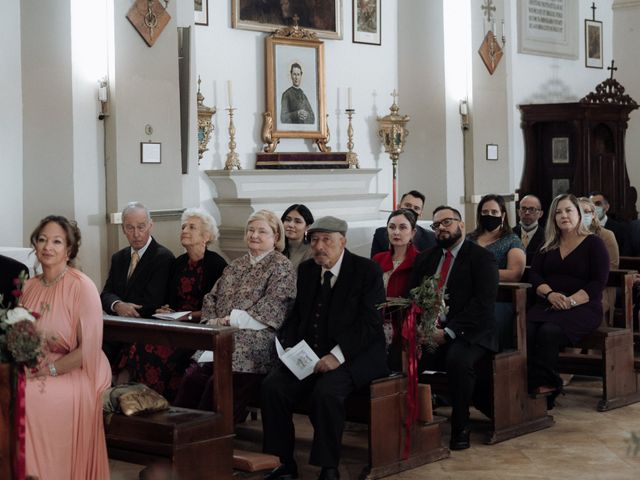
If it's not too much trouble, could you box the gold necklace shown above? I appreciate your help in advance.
[41,266,69,287]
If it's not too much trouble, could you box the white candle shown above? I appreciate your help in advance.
[501,19,504,38]
[227,80,233,108]
[492,20,496,34]
[347,87,352,110]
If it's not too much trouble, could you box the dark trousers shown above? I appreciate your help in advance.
[526,320,570,391]
[173,362,263,424]
[419,340,488,434]
[261,365,355,468]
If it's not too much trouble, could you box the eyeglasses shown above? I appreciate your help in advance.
[430,218,460,230]
[519,207,540,214]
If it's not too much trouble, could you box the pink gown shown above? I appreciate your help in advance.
[22,268,111,480]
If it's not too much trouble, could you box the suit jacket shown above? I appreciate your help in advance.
[603,217,631,256]
[280,249,389,387]
[370,224,436,258]
[409,240,499,352]
[101,237,175,318]
[0,254,28,308]
[513,224,545,266]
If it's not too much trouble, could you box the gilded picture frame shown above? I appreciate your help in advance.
[585,19,603,69]
[232,0,342,40]
[265,34,326,143]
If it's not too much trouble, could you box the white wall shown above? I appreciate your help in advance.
[194,0,398,213]
[0,0,23,247]
[507,0,616,195]
[613,0,640,213]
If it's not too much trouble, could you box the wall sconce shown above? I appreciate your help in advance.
[377,90,410,210]
[98,76,109,120]
[459,99,470,130]
[197,76,216,165]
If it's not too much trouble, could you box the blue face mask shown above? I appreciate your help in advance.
[582,213,593,228]
[595,206,605,220]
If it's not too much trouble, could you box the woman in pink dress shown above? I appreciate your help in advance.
[22,215,111,479]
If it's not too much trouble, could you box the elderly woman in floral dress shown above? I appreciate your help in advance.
[174,210,296,423]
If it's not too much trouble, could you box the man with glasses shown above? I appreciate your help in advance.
[100,203,175,364]
[410,205,498,451]
[514,195,545,265]
[370,190,437,257]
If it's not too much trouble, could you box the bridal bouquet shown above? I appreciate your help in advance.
[378,273,449,353]
[0,272,43,368]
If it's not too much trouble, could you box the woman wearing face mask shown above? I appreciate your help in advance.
[372,208,419,368]
[578,197,619,325]
[469,194,526,350]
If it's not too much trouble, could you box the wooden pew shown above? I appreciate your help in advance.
[103,315,236,480]
[558,271,640,411]
[422,282,554,444]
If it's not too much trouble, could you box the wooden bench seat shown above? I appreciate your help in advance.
[558,271,640,411]
[422,282,554,444]
[103,315,236,480]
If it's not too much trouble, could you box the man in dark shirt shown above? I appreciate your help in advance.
[370,190,436,257]
[280,62,315,124]
[590,192,631,256]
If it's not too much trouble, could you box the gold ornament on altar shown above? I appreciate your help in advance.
[196,77,216,165]
[377,90,410,209]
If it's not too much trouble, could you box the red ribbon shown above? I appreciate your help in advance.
[401,302,422,459]
[13,367,26,480]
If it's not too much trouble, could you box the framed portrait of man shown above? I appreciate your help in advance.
[265,34,326,141]
[232,0,342,40]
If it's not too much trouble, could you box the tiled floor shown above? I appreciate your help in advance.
[109,376,640,479]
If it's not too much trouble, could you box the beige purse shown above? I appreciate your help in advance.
[103,383,169,416]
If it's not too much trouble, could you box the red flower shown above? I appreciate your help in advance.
[155,345,172,360]
[13,278,22,286]
[144,344,154,353]
[145,365,160,385]
[11,289,22,299]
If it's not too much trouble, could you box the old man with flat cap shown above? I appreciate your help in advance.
[261,216,388,480]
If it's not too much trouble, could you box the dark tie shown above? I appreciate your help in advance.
[437,251,453,290]
[322,270,333,300]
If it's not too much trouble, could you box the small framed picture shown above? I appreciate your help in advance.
[353,0,381,45]
[552,178,570,199]
[552,137,569,164]
[141,142,161,164]
[486,144,499,161]
[195,0,209,26]
[585,19,603,69]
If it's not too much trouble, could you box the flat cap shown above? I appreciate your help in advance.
[307,216,348,235]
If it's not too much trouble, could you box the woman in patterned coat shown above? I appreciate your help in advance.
[173,210,296,423]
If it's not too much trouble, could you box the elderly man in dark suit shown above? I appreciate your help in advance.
[410,205,498,451]
[0,254,29,308]
[370,190,437,257]
[261,216,387,480]
[513,194,545,266]
[101,202,174,361]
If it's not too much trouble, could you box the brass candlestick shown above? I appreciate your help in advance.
[196,76,216,165]
[345,109,359,169]
[224,107,241,170]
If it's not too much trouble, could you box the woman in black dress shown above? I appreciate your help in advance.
[127,208,227,401]
[527,194,609,407]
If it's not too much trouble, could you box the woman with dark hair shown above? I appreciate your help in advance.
[527,194,609,408]
[469,194,525,350]
[281,204,314,269]
[372,208,419,369]
[22,216,111,479]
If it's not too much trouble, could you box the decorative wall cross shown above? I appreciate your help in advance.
[591,2,597,21]
[608,60,618,80]
[481,0,496,22]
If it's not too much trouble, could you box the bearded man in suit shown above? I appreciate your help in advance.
[409,205,498,451]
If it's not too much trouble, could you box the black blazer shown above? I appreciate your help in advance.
[604,217,631,256]
[370,224,436,258]
[101,237,175,318]
[513,225,545,266]
[409,240,499,352]
[166,250,227,310]
[280,249,389,388]
[0,255,28,308]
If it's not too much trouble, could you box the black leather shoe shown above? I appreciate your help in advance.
[264,462,298,480]
[318,467,340,480]
[449,427,471,450]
